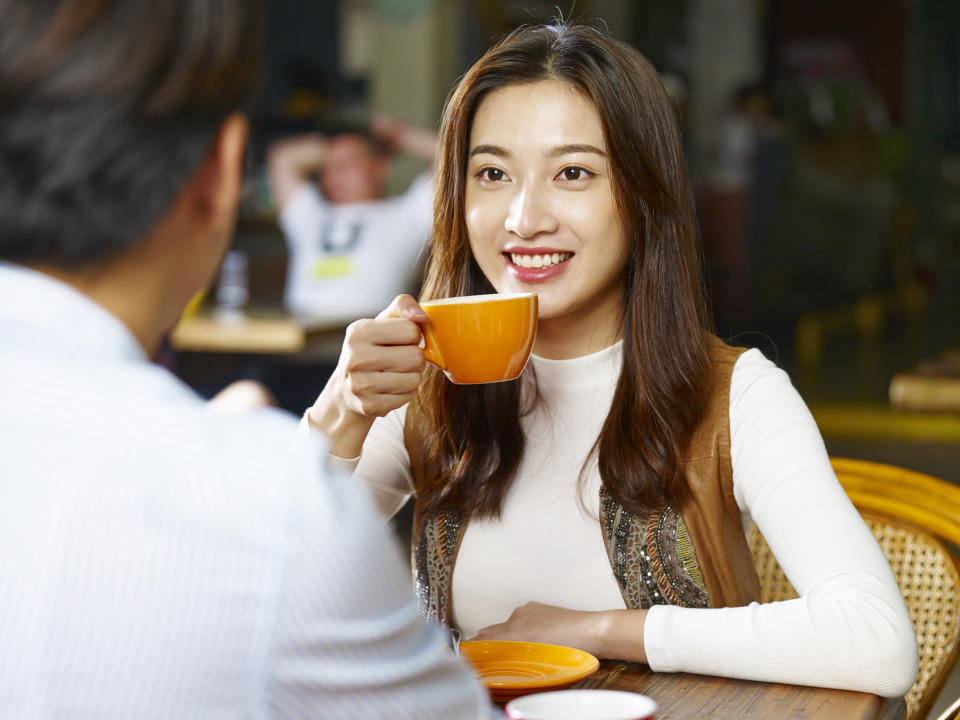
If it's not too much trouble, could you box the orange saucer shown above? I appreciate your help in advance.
[459,640,600,702]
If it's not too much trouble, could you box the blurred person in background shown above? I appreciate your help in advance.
[0,1,492,717]
[268,116,437,319]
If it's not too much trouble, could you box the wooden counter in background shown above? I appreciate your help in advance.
[170,307,349,361]
[889,349,960,413]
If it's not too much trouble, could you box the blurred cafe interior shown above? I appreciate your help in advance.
[170,0,958,478]
[8,0,960,716]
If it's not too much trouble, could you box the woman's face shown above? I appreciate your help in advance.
[465,79,630,358]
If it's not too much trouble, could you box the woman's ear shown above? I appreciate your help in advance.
[189,113,249,230]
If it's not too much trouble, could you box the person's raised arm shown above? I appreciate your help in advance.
[266,133,327,212]
[307,294,428,459]
[371,113,438,171]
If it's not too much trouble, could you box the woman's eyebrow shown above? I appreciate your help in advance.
[469,144,509,157]
[548,143,606,157]
[469,143,606,158]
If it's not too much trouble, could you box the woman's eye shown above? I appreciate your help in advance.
[559,166,592,181]
[478,167,506,182]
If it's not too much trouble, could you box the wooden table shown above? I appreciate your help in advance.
[169,307,349,360]
[560,661,906,719]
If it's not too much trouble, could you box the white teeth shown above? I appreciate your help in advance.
[510,252,571,268]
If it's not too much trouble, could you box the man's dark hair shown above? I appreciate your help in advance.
[318,120,386,157]
[0,0,263,266]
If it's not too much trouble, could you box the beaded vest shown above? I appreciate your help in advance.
[406,337,760,626]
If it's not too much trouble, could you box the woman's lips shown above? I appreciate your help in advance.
[503,250,573,282]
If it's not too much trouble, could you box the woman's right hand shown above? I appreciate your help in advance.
[307,294,428,459]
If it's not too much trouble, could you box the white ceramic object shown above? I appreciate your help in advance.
[505,689,657,720]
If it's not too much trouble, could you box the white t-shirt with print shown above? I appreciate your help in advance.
[280,172,433,320]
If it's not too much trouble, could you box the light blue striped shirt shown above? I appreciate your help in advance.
[0,263,493,719]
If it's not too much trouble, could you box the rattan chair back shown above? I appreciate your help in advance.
[748,458,960,720]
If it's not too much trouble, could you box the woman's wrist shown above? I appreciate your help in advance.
[595,609,648,664]
[308,377,375,458]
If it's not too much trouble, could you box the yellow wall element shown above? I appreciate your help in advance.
[810,403,960,443]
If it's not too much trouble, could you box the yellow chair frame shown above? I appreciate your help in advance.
[748,457,960,720]
[937,694,960,720]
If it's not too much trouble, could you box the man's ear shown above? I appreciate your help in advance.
[190,113,249,229]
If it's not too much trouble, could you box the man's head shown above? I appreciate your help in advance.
[319,133,388,205]
[0,0,262,268]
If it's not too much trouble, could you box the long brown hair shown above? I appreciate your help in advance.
[411,21,712,521]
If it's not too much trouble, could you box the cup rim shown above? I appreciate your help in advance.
[505,688,657,720]
[420,292,536,306]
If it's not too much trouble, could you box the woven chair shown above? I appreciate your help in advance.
[748,457,960,720]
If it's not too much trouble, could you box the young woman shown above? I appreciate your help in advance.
[307,22,917,696]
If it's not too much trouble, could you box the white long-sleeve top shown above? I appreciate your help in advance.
[351,341,918,697]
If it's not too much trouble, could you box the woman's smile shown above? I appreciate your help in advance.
[504,248,575,280]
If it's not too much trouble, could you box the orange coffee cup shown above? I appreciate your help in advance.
[420,293,537,384]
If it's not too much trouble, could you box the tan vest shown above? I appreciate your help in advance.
[405,336,760,626]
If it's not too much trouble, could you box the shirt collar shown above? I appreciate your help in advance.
[0,262,147,363]
[530,339,624,389]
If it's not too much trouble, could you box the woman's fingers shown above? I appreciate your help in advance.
[345,317,424,353]
[345,370,423,399]
[376,293,428,323]
[341,324,426,374]
[331,295,432,422]
[340,356,424,418]
[352,346,426,375]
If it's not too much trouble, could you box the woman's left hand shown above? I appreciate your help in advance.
[470,602,648,663]
[471,602,608,656]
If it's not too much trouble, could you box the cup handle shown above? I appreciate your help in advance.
[421,327,446,370]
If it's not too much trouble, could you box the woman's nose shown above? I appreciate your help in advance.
[504,185,558,239]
